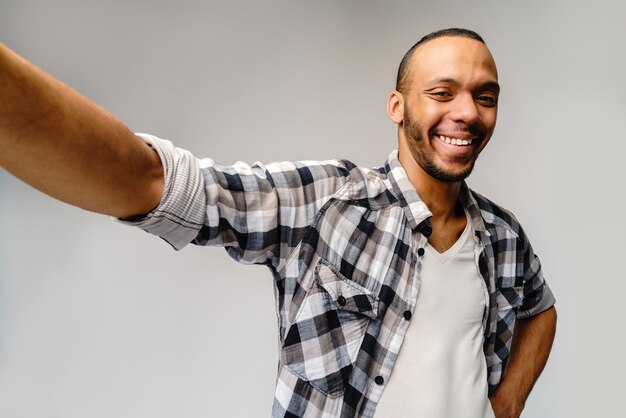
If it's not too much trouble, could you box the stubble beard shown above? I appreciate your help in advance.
[403,108,477,183]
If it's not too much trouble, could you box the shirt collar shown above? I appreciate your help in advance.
[458,181,487,234]
[384,150,486,234]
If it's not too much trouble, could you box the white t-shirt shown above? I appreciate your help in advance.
[375,214,494,418]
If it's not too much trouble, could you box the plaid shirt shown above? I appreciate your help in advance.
[122,134,556,418]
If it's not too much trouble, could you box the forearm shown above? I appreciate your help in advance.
[490,306,557,417]
[0,43,163,218]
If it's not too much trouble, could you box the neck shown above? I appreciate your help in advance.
[398,144,463,222]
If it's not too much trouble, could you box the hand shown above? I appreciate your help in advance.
[489,389,524,418]
[487,307,557,418]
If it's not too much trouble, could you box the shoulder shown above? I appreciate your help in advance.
[330,160,397,207]
[468,188,528,242]
[275,158,396,210]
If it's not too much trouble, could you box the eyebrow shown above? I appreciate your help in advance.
[425,78,501,93]
[426,78,457,86]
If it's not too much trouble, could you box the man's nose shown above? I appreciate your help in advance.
[450,93,480,125]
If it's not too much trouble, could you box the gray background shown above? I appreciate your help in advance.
[0,0,623,416]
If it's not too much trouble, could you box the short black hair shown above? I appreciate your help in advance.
[395,28,486,93]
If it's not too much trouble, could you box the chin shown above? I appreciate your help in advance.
[423,161,475,183]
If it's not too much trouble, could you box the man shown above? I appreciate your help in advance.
[0,28,556,417]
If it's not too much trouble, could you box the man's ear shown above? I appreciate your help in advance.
[387,91,404,125]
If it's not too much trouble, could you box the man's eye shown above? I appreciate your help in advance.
[477,95,497,106]
[430,91,452,99]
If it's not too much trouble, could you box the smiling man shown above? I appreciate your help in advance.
[395,33,499,184]
[0,28,556,418]
[375,30,556,418]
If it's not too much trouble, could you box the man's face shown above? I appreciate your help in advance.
[397,36,500,183]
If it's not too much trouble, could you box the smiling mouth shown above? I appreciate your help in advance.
[436,134,476,146]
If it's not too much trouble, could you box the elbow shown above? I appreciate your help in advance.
[115,138,165,219]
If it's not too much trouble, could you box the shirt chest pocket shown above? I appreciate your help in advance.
[280,260,379,397]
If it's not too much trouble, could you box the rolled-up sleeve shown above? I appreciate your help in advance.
[116,133,206,250]
[517,249,556,319]
[117,134,351,261]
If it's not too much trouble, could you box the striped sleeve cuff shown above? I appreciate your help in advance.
[115,133,206,250]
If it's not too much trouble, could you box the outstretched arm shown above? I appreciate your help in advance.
[489,306,557,418]
[0,43,164,218]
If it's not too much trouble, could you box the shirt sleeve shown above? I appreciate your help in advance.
[116,133,207,250]
[193,154,350,266]
[517,240,556,319]
[117,134,351,265]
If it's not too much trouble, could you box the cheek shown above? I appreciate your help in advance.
[482,109,498,131]
[408,100,442,130]
[420,106,444,129]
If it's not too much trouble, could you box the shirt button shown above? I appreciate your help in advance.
[403,310,412,320]
[417,248,425,257]
[337,295,346,306]
[374,375,384,385]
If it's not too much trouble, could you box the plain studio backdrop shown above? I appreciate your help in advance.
[0,0,624,417]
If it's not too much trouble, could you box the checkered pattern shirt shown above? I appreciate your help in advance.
[121,134,556,418]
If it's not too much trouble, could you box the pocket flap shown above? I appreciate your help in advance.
[316,261,379,320]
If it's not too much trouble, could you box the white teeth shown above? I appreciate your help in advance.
[439,135,473,146]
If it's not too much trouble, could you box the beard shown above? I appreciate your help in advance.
[403,107,477,183]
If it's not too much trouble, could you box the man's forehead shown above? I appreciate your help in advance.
[409,36,498,83]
